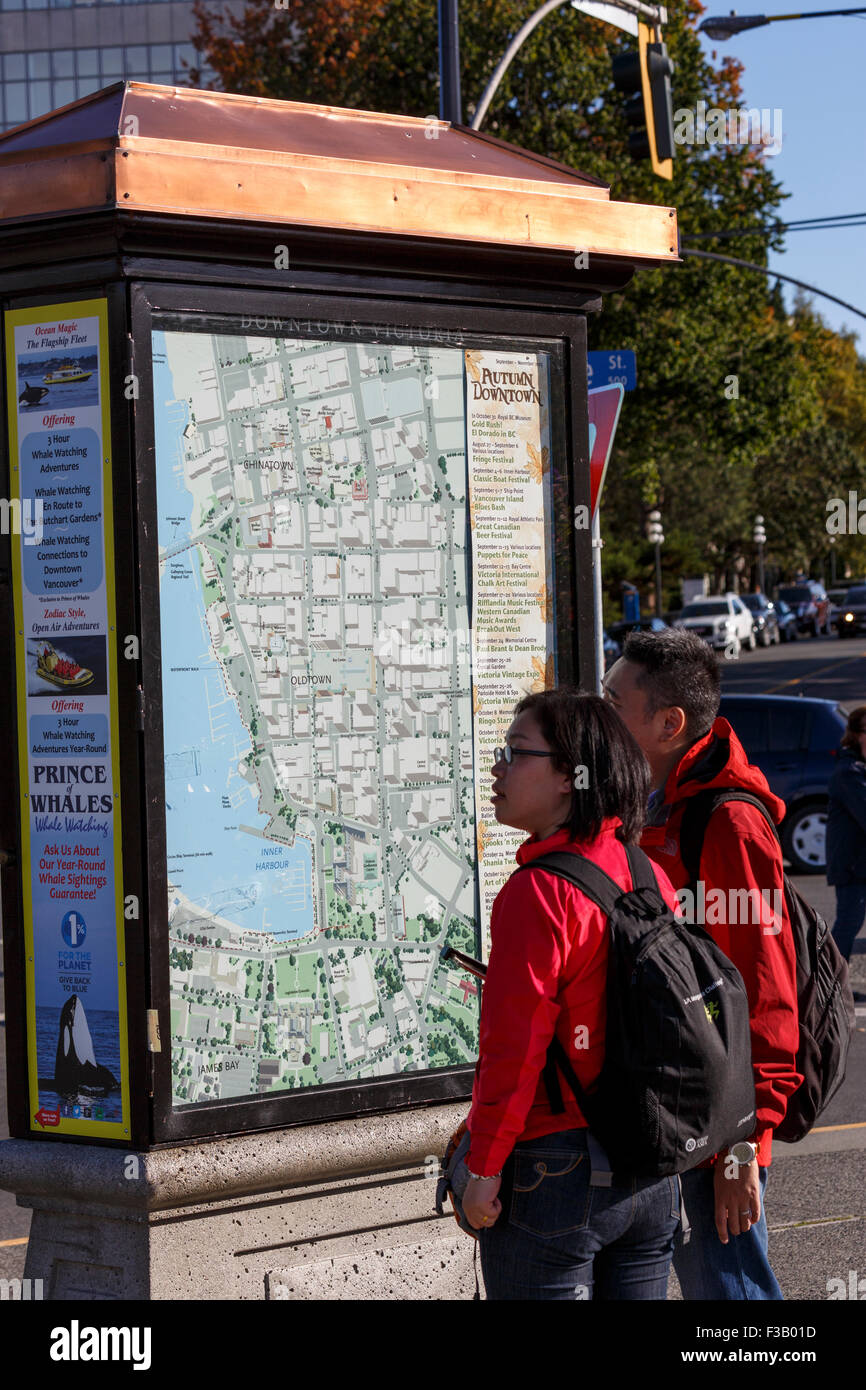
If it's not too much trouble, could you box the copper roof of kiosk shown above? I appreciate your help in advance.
[0,82,678,263]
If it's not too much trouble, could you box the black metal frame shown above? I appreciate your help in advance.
[129,280,592,1144]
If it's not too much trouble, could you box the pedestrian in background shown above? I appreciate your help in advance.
[826,705,866,998]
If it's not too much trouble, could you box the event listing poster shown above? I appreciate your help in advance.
[465,349,555,949]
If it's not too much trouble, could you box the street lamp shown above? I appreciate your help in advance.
[753,514,766,593]
[829,535,837,586]
[699,7,866,41]
[646,509,664,616]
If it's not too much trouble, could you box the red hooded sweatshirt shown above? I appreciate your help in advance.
[465,819,679,1178]
[640,716,803,1165]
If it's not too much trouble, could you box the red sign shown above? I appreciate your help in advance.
[588,383,625,515]
[34,1105,60,1128]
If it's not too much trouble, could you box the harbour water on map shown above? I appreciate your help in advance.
[154,342,313,940]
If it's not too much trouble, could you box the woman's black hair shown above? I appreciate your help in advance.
[513,687,650,843]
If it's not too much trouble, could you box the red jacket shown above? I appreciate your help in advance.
[640,717,803,1165]
[465,819,679,1177]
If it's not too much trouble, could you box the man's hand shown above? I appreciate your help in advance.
[463,1175,502,1231]
[714,1157,761,1243]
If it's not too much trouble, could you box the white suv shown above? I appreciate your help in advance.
[674,594,756,657]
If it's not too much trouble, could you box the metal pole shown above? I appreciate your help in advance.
[471,0,667,129]
[438,0,463,124]
[757,543,765,595]
[592,509,605,694]
[654,541,663,617]
[471,0,566,129]
[683,248,866,323]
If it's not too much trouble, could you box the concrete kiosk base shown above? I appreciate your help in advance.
[0,1102,479,1300]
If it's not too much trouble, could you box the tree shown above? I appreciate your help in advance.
[189,0,865,588]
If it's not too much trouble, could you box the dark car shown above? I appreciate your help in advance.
[776,583,831,638]
[739,593,780,647]
[835,584,866,638]
[774,599,799,643]
[718,694,847,872]
[608,617,668,644]
[826,587,849,628]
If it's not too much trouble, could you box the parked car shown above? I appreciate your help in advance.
[774,599,799,643]
[674,595,755,657]
[739,593,781,647]
[776,582,831,637]
[826,587,849,628]
[718,693,847,872]
[607,616,668,645]
[834,583,866,638]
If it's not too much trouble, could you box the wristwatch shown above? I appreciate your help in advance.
[727,1140,758,1168]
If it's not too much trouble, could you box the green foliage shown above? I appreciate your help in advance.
[190,0,866,591]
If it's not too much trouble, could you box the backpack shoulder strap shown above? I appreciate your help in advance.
[519,846,653,1122]
[679,787,779,886]
[623,842,661,893]
[518,850,623,917]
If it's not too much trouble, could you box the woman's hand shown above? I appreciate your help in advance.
[713,1158,762,1243]
[463,1175,502,1231]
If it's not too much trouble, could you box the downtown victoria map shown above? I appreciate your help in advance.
[153,325,552,1107]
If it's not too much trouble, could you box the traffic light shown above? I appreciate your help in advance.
[612,22,675,180]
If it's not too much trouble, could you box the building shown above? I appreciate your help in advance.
[0,0,237,132]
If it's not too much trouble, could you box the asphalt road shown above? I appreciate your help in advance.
[720,627,866,706]
[0,634,863,1300]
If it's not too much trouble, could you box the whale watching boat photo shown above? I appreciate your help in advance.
[36,640,93,689]
[43,357,93,385]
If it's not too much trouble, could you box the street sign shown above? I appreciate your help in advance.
[587,349,636,392]
[589,382,625,514]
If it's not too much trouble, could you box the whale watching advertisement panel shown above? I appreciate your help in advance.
[144,308,563,1124]
[5,299,131,1139]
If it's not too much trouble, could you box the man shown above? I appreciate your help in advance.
[604,627,802,1300]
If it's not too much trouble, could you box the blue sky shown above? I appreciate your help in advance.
[697,3,866,349]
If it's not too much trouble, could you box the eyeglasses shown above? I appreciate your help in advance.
[494,745,557,765]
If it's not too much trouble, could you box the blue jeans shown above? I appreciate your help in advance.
[673,1165,782,1300]
[832,881,866,962]
[479,1129,680,1301]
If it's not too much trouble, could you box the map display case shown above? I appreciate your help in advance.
[135,288,577,1139]
[0,82,677,1152]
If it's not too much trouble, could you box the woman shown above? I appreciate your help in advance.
[826,705,866,995]
[462,687,682,1300]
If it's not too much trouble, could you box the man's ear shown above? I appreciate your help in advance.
[661,705,688,742]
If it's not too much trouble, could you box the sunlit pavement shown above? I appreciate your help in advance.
[668,871,866,1301]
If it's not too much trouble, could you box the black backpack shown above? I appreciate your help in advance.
[679,788,856,1142]
[518,843,756,1178]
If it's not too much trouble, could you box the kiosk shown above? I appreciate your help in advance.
[0,82,677,1299]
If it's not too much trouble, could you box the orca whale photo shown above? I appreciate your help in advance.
[51,994,119,1096]
[18,381,49,406]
